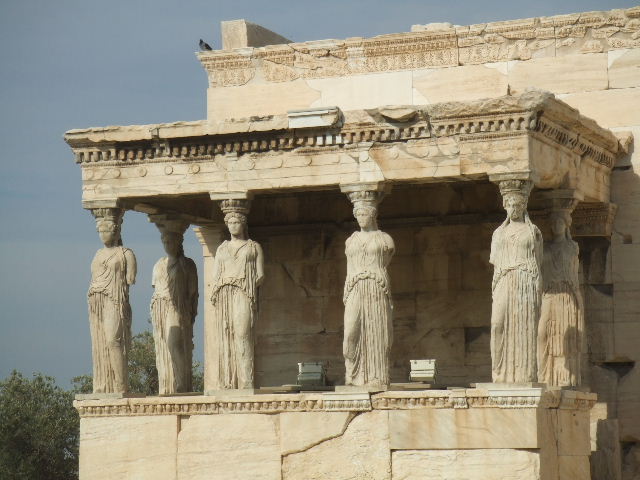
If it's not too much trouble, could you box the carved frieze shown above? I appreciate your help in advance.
[74,389,596,417]
[197,7,640,80]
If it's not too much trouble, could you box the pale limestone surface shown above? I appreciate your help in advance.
[608,49,640,89]
[561,87,640,128]
[389,408,539,449]
[221,19,291,50]
[279,411,353,455]
[413,63,508,104]
[177,414,280,480]
[75,388,596,480]
[508,53,608,95]
[281,410,391,480]
[79,416,177,480]
[392,449,541,480]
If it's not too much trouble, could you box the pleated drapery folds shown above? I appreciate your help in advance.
[343,230,394,387]
[490,217,543,383]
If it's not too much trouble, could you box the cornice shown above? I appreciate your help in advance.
[65,93,622,171]
[74,388,597,418]
[196,7,640,85]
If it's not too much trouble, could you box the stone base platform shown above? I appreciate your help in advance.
[74,387,596,480]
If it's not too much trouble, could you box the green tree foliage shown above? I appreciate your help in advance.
[72,330,203,394]
[0,371,79,480]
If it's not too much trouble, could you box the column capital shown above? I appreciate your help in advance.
[148,213,190,235]
[209,191,254,202]
[83,199,122,210]
[339,182,391,195]
[535,189,582,212]
[488,172,532,186]
[341,182,391,208]
[193,224,227,257]
[90,207,125,235]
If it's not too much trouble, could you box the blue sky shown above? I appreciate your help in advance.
[1,0,637,387]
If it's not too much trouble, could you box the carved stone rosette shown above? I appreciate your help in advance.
[489,178,543,383]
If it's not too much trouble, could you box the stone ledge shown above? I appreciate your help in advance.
[195,6,640,86]
[74,387,596,417]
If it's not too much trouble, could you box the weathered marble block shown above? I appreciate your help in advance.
[74,387,595,480]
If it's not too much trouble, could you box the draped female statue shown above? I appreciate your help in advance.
[208,199,264,390]
[151,220,198,394]
[490,180,543,383]
[538,209,584,387]
[343,190,395,388]
[88,208,137,394]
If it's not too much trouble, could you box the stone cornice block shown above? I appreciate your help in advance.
[194,6,640,84]
[287,107,342,129]
[65,92,622,206]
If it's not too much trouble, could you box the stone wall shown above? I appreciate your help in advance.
[249,183,499,387]
[75,388,595,480]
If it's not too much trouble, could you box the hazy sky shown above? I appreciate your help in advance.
[1,0,637,387]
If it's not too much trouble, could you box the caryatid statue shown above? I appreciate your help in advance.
[88,208,137,394]
[490,179,543,383]
[206,199,264,390]
[343,189,395,388]
[537,201,584,387]
[150,217,198,395]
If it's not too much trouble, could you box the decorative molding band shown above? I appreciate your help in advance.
[571,202,617,237]
[69,112,618,174]
[74,389,596,417]
[196,7,640,85]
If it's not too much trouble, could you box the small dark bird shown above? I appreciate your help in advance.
[199,39,213,51]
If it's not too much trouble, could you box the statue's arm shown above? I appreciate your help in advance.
[151,260,159,288]
[255,243,265,286]
[189,259,199,318]
[125,249,137,285]
[385,232,396,258]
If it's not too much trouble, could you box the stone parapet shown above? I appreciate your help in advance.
[196,7,640,89]
[74,387,596,417]
[75,387,596,480]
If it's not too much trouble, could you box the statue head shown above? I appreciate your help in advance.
[503,193,527,222]
[499,179,532,223]
[161,231,184,258]
[550,209,572,239]
[224,212,248,238]
[353,205,377,230]
[92,208,124,247]
[348,190,383,232]
[97,220,120,247]
[221,199,250,239]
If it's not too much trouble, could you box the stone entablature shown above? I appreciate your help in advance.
[197,7,640,87]
[74,387,596,417]
[64,91,624,208]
